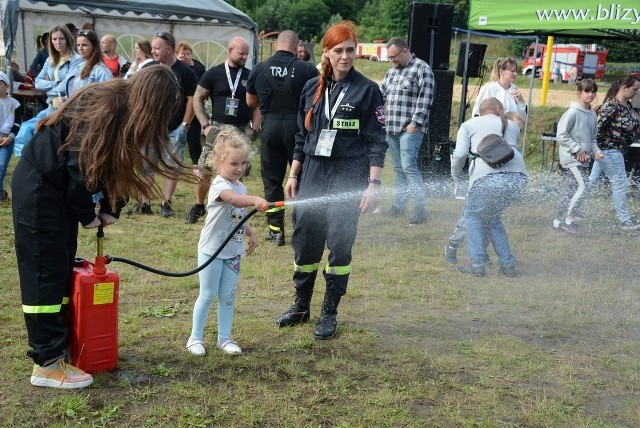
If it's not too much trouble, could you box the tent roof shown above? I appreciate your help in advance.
[469,0,640,41]
[24,0,258,31]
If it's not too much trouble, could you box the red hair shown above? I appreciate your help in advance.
[304,22,358,130]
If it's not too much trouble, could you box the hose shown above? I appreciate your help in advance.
[106,208,259,278]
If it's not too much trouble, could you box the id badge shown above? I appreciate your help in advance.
[225,97,239,116]
[315,129,337,157]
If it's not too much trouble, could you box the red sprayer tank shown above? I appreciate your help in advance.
[67,225,119,374]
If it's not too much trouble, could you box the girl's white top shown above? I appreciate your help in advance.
[198,175,248,259]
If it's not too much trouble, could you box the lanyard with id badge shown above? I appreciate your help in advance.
[316,82,351,157]
[224,62,242,116]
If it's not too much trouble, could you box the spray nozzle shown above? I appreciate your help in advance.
[267,201,285,209]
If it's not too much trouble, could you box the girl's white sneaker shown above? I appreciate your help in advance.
[186,338,206,356]
[217,340,242,355]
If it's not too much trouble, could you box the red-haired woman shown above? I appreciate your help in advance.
[276,22,388,340]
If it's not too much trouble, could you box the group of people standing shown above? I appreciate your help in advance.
[10,21,638,393]
[447,57,640,279]
[10,22,395,390]
[553,74,640,233]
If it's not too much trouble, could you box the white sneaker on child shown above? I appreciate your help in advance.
[186,338,206,356]
[217,340,242,355]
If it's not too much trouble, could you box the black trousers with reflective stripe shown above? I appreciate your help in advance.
[14,209,77,366]
[291,155,369,296]
[260,115,298,225]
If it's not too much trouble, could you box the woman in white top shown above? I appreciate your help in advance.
[124,39,155,79]
[472,57,527,117]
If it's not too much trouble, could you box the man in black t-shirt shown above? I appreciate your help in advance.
[186,36,259,225]
[246,30,318,245]
[129,31,197,217]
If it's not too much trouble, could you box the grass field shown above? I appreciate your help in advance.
[2,106,640,425]
[2,52,640,425]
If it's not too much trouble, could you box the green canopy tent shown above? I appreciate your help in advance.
[468,0,640,39]
[460,0,640,149]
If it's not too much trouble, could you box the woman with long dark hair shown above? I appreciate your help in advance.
[124,38,155,78]
[588,74,640,229]
[64,29,112,95]
[12,65,193,389]
[275,22,387,340]
[34,25,82,114]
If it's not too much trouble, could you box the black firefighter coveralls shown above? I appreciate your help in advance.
[260,57,299,233]
[291,68,387,299]
[11,122,120,365]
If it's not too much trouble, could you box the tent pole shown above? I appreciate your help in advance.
[522,35,538,153]
[457,28,472,128]
[20,10,27,72]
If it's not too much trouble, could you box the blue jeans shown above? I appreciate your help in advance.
[145,124,188,174]
[0,140,13,192]
[591,149,631,223]
[190,252,240,342]
[387,130,426,212]
[167,125,188,166]
[464,173,527,267]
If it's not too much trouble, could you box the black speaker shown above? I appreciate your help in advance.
[408,2,454,70]
[456,43,487,78]
[419,69,455,177]
[429,69,454,143]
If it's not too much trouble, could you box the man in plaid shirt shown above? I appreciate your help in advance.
[380,37,434,225]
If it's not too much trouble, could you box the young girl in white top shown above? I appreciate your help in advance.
[186,126,268,356]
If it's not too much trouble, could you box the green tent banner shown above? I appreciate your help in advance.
[469,0,640,32]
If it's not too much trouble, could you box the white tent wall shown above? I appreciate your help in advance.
[14,0,258,71]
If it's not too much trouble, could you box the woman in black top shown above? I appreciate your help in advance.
[275,22,388,340]
[12,65,191,389]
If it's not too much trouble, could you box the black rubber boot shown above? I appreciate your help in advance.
[313,291,341,340]
[275,287,313,327]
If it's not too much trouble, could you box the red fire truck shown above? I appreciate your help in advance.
[356,41,388,62]
[521,43,608,81]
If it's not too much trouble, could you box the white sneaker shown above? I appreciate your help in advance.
[217,339,242,355]
[186,338,206,356]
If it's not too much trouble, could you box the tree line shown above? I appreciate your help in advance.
[228,0,638,63]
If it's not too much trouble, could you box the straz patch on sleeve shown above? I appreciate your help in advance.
[332,118,360,130]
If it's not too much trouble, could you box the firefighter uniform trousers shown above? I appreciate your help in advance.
[14,207,78,366]
[291,155,369,297]
[261,112,297,231]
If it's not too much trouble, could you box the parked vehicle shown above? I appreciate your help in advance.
[522,43,608,81]
[356,42,388,62]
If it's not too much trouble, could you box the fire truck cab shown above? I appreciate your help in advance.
[522,43,608,81]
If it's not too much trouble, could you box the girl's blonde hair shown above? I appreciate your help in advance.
[208,125,253,174]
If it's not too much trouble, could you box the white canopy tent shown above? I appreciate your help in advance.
[5,0,258,71]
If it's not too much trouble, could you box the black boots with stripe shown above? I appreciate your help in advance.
[313,291,341,340]
[275,286,313,327]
